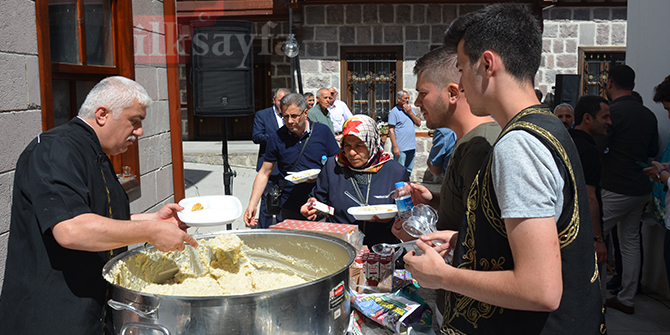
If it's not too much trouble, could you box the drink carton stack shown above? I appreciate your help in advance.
[350,249,395,293]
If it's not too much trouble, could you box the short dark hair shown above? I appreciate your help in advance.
[413,47,459,89]
[608,65,635,91]
[574,95,609,125]
[280,93,307,112]
[303,92,314,99]
[653,75,670,103]
[443,3,542,84]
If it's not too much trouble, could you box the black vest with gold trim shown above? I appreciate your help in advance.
[441,106,606,335]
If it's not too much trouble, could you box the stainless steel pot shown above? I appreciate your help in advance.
[103,230,356,335]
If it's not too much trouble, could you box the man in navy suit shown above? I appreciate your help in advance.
[252,88,290,228]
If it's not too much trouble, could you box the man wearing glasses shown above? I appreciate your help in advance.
[244,93,340,226]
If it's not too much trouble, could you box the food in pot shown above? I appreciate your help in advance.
[105,234,324,296]
[191,202,204,211]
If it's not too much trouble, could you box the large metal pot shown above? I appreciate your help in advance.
[103,230,356,335]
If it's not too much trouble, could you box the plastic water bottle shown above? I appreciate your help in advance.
[321,155,327,166]
[394,181,414,220]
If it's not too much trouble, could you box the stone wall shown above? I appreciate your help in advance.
[537,6,627,99]
[0,0,41,292]
[298,3,487,98]
[132,0,178,214]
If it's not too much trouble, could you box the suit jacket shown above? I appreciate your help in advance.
[252,106,281,173]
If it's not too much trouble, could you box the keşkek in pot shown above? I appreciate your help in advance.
[103,230,356,335]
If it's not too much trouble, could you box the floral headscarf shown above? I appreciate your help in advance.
[336,114,391,173]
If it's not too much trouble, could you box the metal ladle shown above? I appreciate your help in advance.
[371,240,418,256]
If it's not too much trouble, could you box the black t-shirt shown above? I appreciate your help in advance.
[570,128,601,186]
[0,117,129,334]
[596,95,658,195]
[570,128,603,227]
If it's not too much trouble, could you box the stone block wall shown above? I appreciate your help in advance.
[132,0,178,214]
[0,0,41,292]
[298,3,487,98]
[251,21,292,92]
[536,6,627,99]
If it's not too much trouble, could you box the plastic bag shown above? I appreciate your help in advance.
[350,283,433,333]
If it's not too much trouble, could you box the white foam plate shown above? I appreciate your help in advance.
[347,204,398,221]
[284,169,321,184]
[177,195,243,227]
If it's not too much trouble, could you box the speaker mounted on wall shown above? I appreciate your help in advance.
[192,20,254,117]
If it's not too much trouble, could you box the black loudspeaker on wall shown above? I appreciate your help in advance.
[554,74,580,109]
[192,21,254,117]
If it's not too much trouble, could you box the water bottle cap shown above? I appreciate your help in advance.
[395,181,405,188]
[322,155,327,160]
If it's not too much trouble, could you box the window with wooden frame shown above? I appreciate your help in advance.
[36,0,140,192]
[579,47,626,98]
[340,46,403,123]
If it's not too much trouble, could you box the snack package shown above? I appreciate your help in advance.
[270,220,363,249]
[377,255,394,292]
[308,199,335,215]
[349,249,368,294]
[351,285,433,333]
[393,269,416,292]
[366,253,380,286]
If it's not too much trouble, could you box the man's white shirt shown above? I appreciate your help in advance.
[328,99,353,133]
[273,106,284,128]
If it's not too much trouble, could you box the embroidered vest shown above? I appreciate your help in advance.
[441,107,606,335]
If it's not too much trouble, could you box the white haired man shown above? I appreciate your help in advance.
[0,76,197,334]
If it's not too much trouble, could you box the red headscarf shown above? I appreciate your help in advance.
[335,115,391,173]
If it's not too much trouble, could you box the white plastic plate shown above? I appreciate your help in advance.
[177,195,243,227]
[284,169,321,184]
[347,204,398,221]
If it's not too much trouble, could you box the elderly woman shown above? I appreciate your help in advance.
[300,115,409,246]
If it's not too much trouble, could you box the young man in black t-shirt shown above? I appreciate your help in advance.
[569,95,611,274]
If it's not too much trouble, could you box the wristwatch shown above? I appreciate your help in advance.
[657,168,667,182]
[594,235,604,243]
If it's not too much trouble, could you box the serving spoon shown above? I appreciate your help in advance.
[370,240,418,256]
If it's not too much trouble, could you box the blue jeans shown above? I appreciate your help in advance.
[394,149,415,175]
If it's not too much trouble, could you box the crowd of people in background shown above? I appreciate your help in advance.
[246,4,670,332]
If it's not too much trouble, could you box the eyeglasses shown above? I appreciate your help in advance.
[282,109,305,120]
